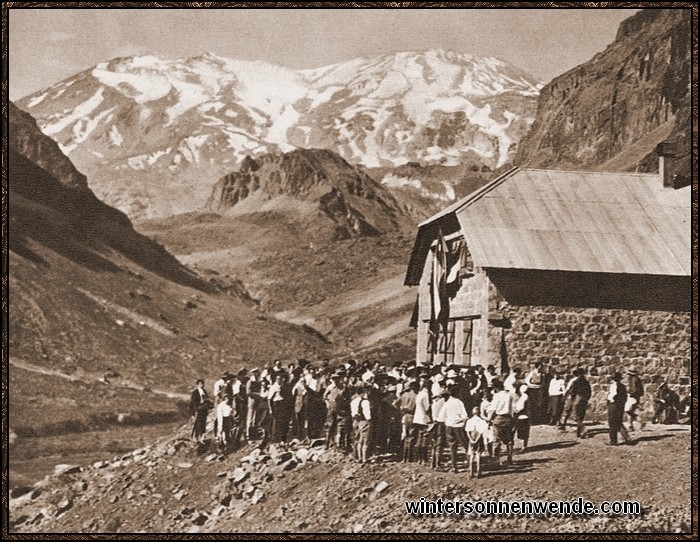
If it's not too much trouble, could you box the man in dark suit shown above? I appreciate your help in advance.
[606,371,631,446]
[190,379,212,443]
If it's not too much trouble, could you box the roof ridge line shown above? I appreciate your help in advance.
[519,167,659,177]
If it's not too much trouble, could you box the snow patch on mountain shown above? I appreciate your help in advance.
[126,148,171,170]
[178,134,211,164]
[108,124,123,147]
[381,174,453,202]
[42,87,105,136]
[27,91,48,108]
[72,106,115,146]
[166,79,210,125]
[92,63,172,103]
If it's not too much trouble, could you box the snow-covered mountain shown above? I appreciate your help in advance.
[18,50,541,218]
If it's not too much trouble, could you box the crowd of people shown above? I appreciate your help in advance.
[188,358,688,474]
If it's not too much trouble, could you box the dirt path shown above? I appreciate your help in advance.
[9,358,189,401]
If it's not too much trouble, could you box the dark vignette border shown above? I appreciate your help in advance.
[0,2,697,540]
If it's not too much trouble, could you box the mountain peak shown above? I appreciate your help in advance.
[19,49,541,218]
[207,147,413,239]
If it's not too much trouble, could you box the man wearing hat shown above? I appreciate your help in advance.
[606,371,631,445]
[431,373,445,397]
[334,375,353,452]
[214,372,231,401]
[625,367,644,432]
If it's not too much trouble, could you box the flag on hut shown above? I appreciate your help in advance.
[431,228,450,330]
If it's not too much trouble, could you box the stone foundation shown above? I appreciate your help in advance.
[488,275,691,416]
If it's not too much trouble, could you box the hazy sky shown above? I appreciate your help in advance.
[9,7,639,100]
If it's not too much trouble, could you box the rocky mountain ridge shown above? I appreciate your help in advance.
[516,9,691,178]
[206,148,416,239]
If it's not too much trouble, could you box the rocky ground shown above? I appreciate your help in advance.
[9,421,691,534]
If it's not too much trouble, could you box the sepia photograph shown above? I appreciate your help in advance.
[4,3,695,536]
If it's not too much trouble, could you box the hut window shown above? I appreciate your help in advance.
[426,324,438,358]
[462,318,476,364]
[437,320,456,365]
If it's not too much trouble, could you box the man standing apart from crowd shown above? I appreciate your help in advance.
[607,371,631,446]
[189,379,211,443]
[625,366,644,432]
[547,371,566,426]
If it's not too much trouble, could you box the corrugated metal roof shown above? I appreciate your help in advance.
[455,169,690,276]
[404,168,518,285]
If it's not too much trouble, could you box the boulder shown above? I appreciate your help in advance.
[229,467,249,484]
[274,451,293,465]
[73,480,89,492]
[211,505,227,517]
[242,448,263,463]
[57,498,73,515]
[10,486,32,499]
[282,459,298,471]
[54,464,82,476]
[267,444,281,458]
[251,489,265,505]
[192,513,208,526]
[375,481,389,493]
[243,483,256,497]
[11,514,29,527]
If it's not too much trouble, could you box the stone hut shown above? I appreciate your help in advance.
[404,166,691,412]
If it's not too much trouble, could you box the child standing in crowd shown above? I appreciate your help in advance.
[465,407,489,478]
[515,384,530,452]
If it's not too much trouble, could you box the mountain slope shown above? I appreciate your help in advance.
[17,50,541,218]
[8,103,332,448]
[516,9,691,177]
